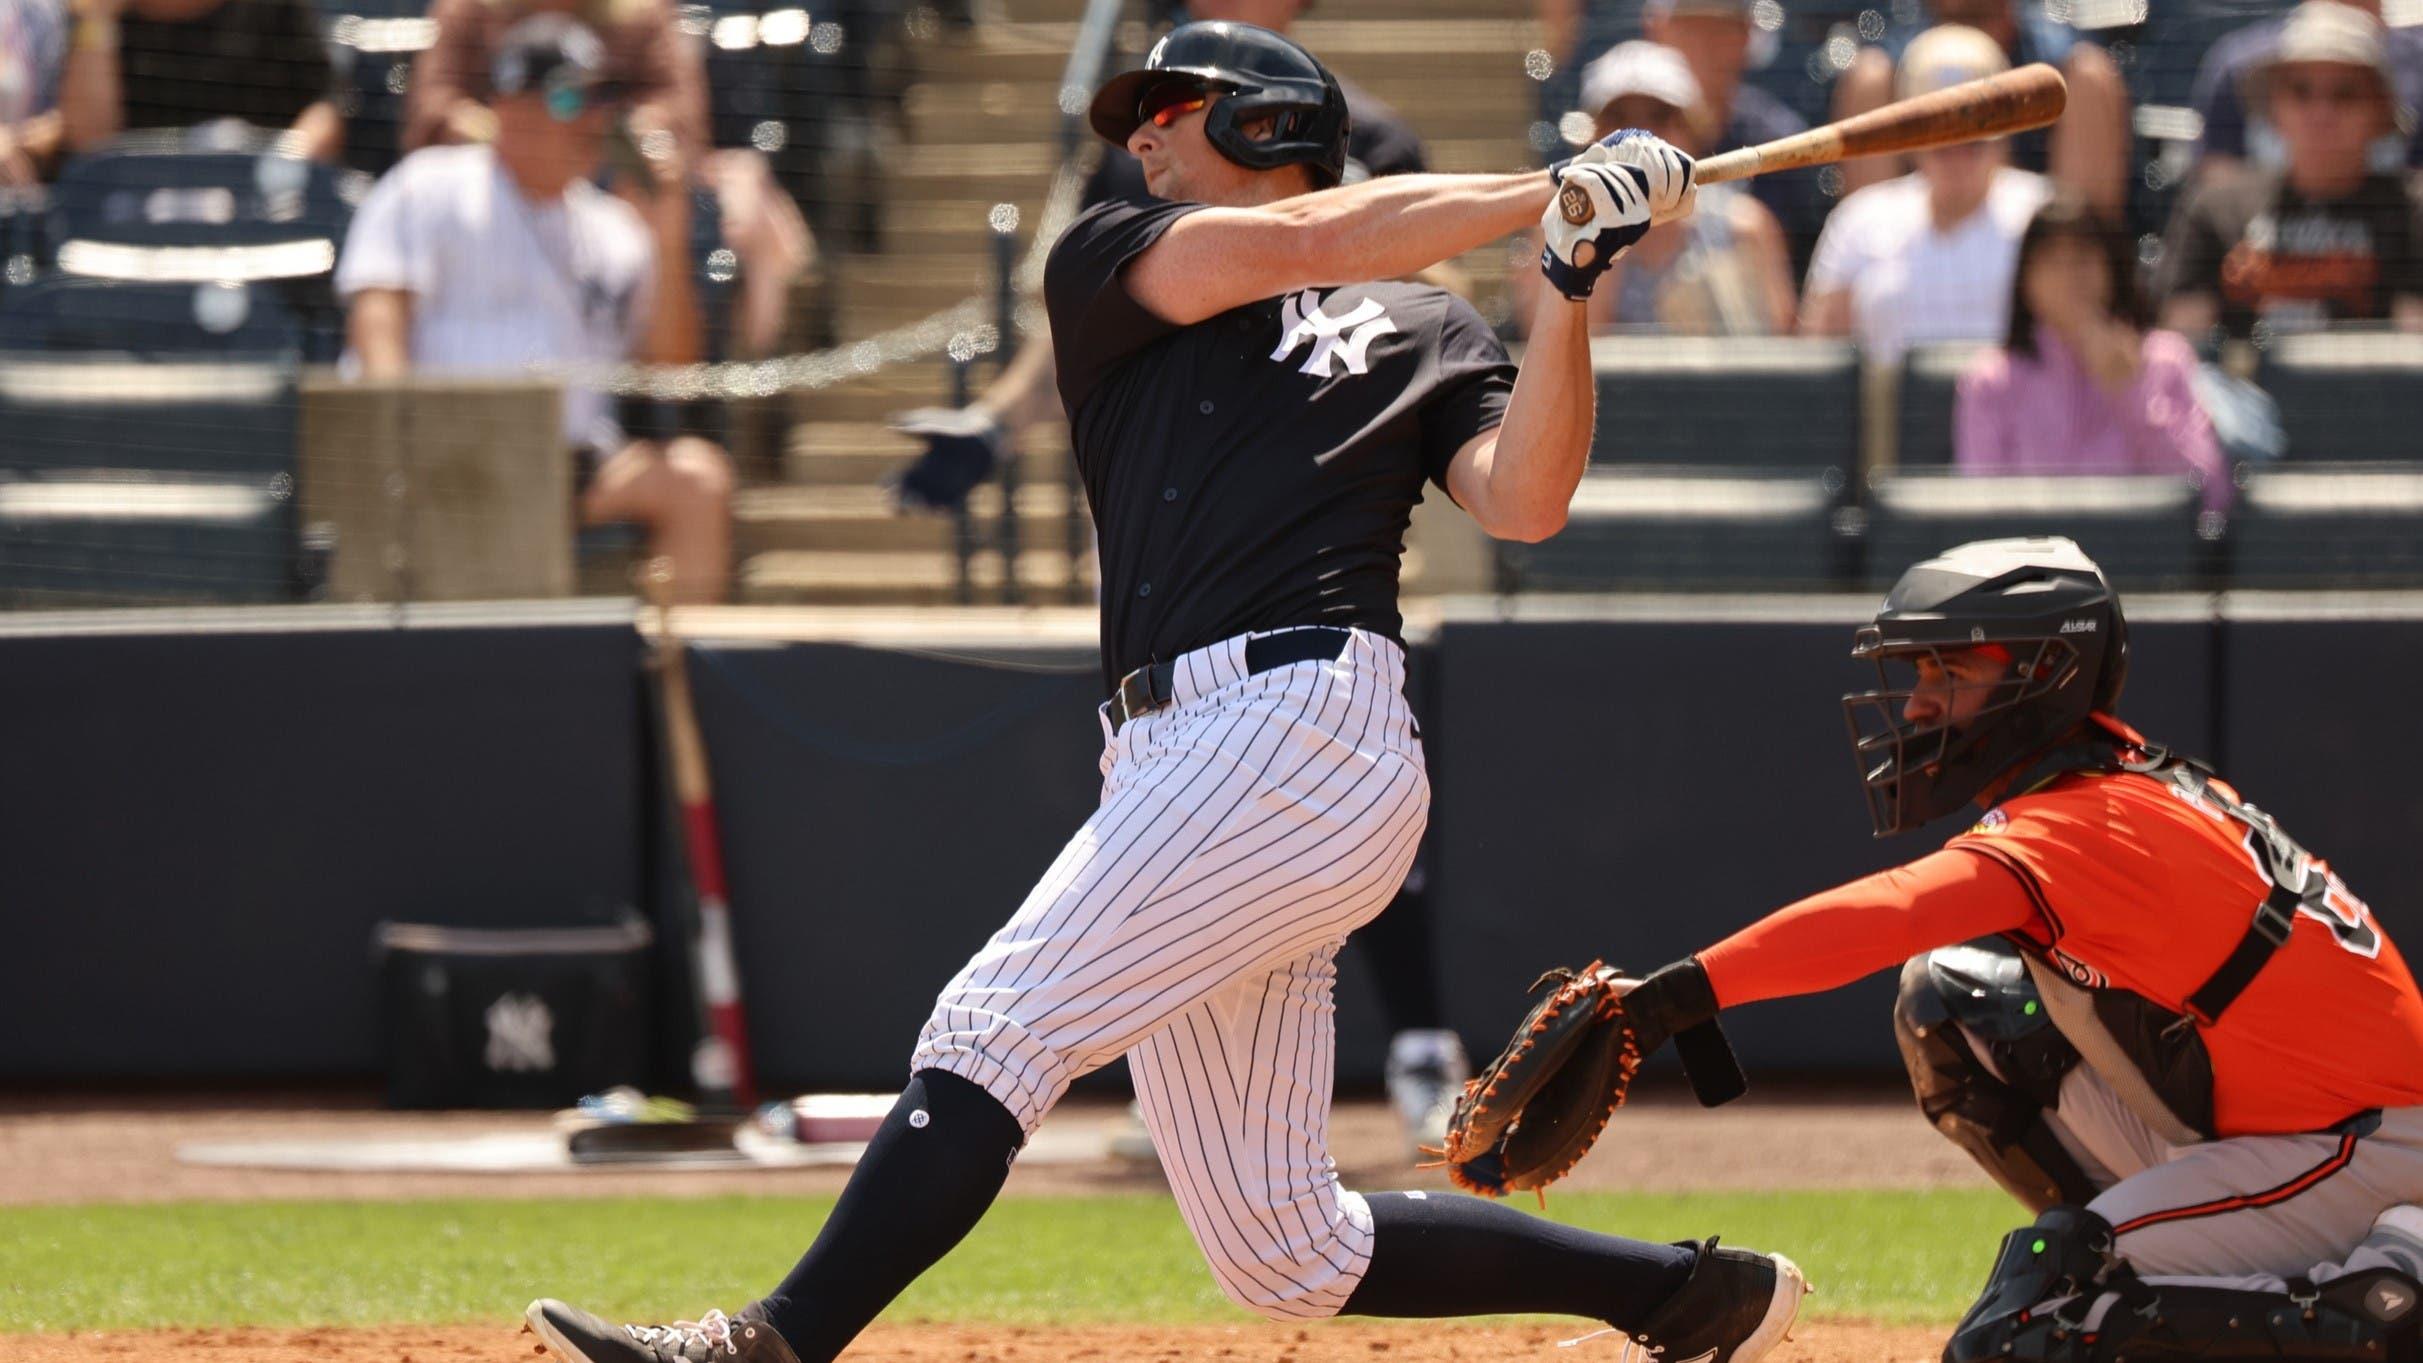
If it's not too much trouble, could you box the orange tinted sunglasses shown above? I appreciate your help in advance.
[1140,86,1213,129]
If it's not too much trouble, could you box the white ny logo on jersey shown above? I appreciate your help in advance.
[1270,291,1396,378]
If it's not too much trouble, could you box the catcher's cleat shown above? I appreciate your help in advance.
[524,1299,802,1363]
[1619,1239,1809,1363]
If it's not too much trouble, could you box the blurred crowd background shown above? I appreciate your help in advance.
[1,0,2420,611]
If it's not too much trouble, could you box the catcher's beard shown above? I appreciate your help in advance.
[1341,1191,1693,1327]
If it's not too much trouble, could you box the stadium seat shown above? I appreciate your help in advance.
[47,136,367,254]
[2255,331,2423,464]
[2226,463,2423,589]
[1859,471,2205,591]
[0,276,305,357]
[0,356,304,606]
[1588,336,1860,473]
[1895,341,1990,468]
[1498,467,1851,593]
[326,13,434,178]
[0,473,302,606]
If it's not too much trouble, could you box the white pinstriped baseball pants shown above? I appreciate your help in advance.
[910,625,1429,1319]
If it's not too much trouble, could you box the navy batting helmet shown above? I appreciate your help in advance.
[1088,22,1350,188]
[1841,537,2130,837]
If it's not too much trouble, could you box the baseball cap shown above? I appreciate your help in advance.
[1580,41,1704,121]
[2247,2,2410,132]
[1895,23,2009,101]
[492,13,611,116]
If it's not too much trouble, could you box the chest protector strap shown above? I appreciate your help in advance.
[1999,739,2297,1027]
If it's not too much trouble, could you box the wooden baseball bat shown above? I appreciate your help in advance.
[644,560,759,1110]
[1695,62,2068,186]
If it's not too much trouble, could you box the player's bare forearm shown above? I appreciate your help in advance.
[347,289,414,379]
[1130,172,1550,325]
[1445,291,1593,542]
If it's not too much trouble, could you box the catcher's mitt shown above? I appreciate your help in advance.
[1438,961,1640,1198]
[1439,958,1745,1200]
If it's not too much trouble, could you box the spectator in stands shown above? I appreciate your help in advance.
[2192,0,2423,179]
[2157,1,2423,341]
[1802,25,2051,363]
[1832,0,2130,217]
[338,16,735,602]
[1636,0,1826,273]
[1513,40,1793,335]
[410,0,809,358]
[0,0,64,183]
[57,0,339,161]
[1957,193,2228,509]
[408,0,699,160]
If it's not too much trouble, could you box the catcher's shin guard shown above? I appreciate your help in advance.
[2064,1269,2423,1362]
[1944,1206,2120,1363]
[1896,948,2098,1213]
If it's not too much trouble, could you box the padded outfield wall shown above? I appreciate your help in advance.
[1,596,2415,1088]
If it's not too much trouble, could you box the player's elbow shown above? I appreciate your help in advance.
[1479,501,1568,544]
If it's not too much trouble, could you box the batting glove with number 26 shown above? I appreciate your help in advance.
[1540,160,1652,302]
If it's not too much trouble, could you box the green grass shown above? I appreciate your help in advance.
[0,1189,2013,1333]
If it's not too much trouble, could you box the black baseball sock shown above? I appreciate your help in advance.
[1341,1191,1694,1328]
[755,1069,1024,1361]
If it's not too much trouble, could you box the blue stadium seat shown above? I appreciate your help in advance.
[2255,331,2423,463]
[0,357,298,478]
[1500,467,1851,592]
[0,277,305,357]
[47,137,366,253]
[0,474,301,606]
[1588,337,1860,473]
[0,355,303,605]
[326,13,433,178]
[2226,463,2423,589]
[1859,471,2205,591]
[1896,341,1991,468]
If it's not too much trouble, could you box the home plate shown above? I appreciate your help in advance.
[175,1122,1100,1174]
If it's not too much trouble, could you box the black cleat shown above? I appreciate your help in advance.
[1625,1238,1811,1362]
[523,1299,802,1363]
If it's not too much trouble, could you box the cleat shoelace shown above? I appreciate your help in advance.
[623,1309,740,1358]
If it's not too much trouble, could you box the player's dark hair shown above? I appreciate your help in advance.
[2003,194,2144,361]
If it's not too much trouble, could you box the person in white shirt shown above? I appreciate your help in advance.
[336,13,733,603]
[1800,24,2052,365]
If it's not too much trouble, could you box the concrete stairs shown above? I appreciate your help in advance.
[738,0,1540,605]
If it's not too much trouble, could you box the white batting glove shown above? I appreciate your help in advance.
[1539,160,1652,301]
[1601,129,1697,225]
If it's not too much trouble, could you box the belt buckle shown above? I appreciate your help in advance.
[1114,663,1168,731]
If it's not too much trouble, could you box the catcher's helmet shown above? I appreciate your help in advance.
[1088,22,1350,188]
[1842,537,2129,837]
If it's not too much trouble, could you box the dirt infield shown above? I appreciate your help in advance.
[0,1080,1983,1205]
[10,1321,1949,1362]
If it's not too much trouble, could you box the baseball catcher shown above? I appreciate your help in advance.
[523,19,1807,1363]
[1453,536,2423,1363]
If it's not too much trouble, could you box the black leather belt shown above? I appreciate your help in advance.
[1109,627,1353,734]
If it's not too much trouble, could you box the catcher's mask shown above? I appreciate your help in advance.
[1843,537,2129,837]
[1088,21,1351,188]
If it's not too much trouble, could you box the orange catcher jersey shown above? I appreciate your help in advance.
[1949,760,2423,1137]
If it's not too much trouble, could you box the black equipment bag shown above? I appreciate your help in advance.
[374,919,655,1109]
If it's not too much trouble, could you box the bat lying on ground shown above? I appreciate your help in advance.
[1694,62,2068,186]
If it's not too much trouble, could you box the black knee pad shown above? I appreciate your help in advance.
[1945,1205,2119,1363]
[1895,946,2098,1212]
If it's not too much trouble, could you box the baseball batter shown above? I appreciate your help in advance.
[1595,536,2423,1362]
[523,20,1808,1363]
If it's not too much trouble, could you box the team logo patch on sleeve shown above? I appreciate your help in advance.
[1969,808,2009,834]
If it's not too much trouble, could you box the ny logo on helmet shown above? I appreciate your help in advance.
[1271,290,1396,378]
